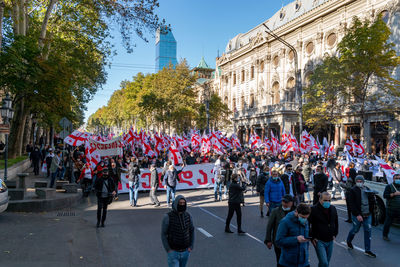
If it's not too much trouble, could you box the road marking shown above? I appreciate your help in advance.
[339,241,365,252]
[198,207,264,245]
[197,227,213,238]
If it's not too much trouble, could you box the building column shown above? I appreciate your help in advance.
[261,124,266,140]
[340,124,345,147]
[334,125,340,148]
[364,120,371,153]
[245,126,250,144]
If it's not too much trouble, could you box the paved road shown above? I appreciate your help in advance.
[1,188,400,267]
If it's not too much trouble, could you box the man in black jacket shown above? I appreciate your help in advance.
[256,164,269,217]
[382,173,400,241]
[309,192,338,267]
[280,164,297,199]
[247,157,258,195]
[225,174,246,234]
[264,194,295,267]
[30,147,41,175]
[313,165,328,205]
[161,195,194,267]
[94,169,116,228]
[346,175,377,258]
[149,163,160,206]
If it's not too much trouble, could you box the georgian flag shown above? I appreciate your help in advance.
[169,143,183,166]
[230,134,241,149]
[85,140,100,168]
[191,132,201,152]
[64,130,91,146]
[375,156,396,184]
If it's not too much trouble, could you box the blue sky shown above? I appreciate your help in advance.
[85,0,289,121]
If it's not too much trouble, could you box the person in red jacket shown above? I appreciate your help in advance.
[78,162,94,197]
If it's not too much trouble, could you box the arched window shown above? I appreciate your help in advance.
[327,33,337,47]
[286,77,296,102]
[251,66,255,79]
[380,10,389,24]
[306,42,314,54]
[272,82,280,104]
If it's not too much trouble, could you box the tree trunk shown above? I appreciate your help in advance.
[18,0,26,36]
[39,0,57,49]
[22,115,31,152]
[0,0,5,52]
[9,99,27,158]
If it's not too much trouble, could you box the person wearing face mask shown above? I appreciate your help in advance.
[161,195,194,267]
[313,165,328,205]
[256,164,270,217]
[308,192,338,267]
[346,175,377,258]
[225,174,246,234]
[280,164,297,200]
[265,194,295,267]
[265,169,286,216]
[382,173,400,241]
[94,169,116,228]
[275,203,311,267]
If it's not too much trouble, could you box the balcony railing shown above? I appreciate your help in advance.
[233,102,299,119]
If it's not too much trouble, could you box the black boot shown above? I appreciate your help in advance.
[96,221,100,228]
[260,211,264,218]
[225,226,233,233]
[238,229,246,234]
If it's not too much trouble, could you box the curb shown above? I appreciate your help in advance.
[6,191,83,212]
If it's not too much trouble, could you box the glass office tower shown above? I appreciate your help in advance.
[155,27,178,71]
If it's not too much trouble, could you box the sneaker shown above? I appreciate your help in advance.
[347,241,353,249]
[155,203,160,207]
[225,228,234,233]
[114,197,119,201]
[238,229,246,235]
[364,251,376,258]
[383,236,390,241]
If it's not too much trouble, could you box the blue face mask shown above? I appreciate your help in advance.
[322,201,331,209]
[298,216,308,225]
[395,180,400,185]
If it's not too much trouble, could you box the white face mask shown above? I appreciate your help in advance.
[356,182,364,188]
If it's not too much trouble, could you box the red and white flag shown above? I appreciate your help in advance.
[169,143,183,166]
[376,156,396,184]
[85,141,100,169]
[65,130,91,147]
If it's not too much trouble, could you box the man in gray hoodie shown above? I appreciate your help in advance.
[161,195,194,267]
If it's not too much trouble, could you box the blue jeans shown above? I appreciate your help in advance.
[129,181,139,206]
[347,215,372,251]
[315,240,333,267]
[49,168,62,188]
[224,181,231,196]
[167,250,190,267]
[166,186,176,206]
[214,182,223,200]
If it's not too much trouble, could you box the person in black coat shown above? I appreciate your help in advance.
[280,164,297,199]
[313,165,328,205]
[309,192,338,267]
[346,175,377,258]
[30,147,41,175]
[225,174,246,234]
[94,169,116,228]
[256,164,269,217]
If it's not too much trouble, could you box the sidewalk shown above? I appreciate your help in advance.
[6,167,83,212]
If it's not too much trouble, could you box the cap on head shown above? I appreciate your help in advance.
[355,175,365,182]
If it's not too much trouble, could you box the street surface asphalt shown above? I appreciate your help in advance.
[1,188,400,267]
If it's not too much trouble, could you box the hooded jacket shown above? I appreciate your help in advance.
[275,211,310,267]
[161,195,195,252]
[265,205,295,246]
[264,178,286,204]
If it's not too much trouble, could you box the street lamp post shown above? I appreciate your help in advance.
[262,23,303,136]
[0,93,14,182]
[203,83,211,134]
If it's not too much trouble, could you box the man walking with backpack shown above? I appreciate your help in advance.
[161,195,194,267]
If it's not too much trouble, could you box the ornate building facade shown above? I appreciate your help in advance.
[214,0,400,153]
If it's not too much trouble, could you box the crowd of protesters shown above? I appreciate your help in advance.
[26,139,400,267]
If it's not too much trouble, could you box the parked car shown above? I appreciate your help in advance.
[0,178,8,213]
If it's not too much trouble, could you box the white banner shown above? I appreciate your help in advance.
[117,163,215,192]
[88,137,123,157]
